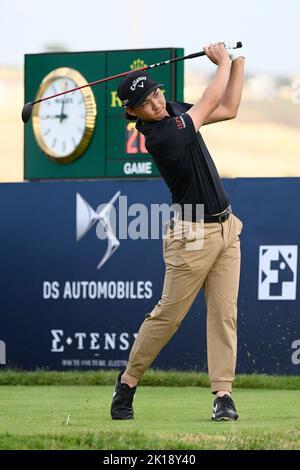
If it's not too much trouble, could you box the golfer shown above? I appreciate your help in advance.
[111,42,245,421]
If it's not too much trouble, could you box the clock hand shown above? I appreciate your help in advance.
[41,114,65,119]
[55,112,68,120]
[59,97,66,123]
[60,112,68,122]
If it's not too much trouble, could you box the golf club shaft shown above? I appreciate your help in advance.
[30,42,242,106]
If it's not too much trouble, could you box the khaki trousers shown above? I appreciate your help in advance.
[126,213,243,393]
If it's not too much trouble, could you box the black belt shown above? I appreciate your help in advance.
[204,205,232,223]
[173,205,233,225]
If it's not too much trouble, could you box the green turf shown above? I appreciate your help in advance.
[0,385,299,450]
[1,369,300,389]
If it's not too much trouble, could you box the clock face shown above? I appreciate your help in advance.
[32,68,97,163]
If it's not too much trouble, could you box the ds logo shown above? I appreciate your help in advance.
[76,191,121,270]
[258,246,298,300]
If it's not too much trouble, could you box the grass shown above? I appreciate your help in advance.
[0,385,299,450]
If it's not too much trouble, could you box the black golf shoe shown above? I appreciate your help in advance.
[110,370,136,420]
[211,394,238,421]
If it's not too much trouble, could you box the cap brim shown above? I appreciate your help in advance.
[132,83,164,108]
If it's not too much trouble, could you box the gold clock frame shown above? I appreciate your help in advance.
[32,67,97,164]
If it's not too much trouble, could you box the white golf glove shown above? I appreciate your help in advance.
[223,40,245,61]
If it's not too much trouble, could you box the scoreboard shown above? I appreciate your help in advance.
[24,48,184,180]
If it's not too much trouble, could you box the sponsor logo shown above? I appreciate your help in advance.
[130,76,147,91]
[51,330,137,353]
[175,115,186,129]
[0,340,6,365]
[76,191,121,269]
[43,280,153,300]
[291,339,300,365]
[130,59,147,71]
[258,245,298,300]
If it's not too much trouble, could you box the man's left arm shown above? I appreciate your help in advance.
[203,57,245,125]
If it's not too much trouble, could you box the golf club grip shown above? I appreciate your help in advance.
[186,41,242,60]
[186,51,206,59]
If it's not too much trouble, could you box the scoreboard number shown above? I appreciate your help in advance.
[126,122,147,154]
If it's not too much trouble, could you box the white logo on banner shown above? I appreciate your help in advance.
[0,340,6,365]
[291,339,300,365]
[258,245,298,300]
[51,329,137,352]
[76,191,121,270]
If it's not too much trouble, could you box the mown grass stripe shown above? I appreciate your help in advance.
[0,428,299,450]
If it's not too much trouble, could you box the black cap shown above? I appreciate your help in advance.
[117,71,164,108]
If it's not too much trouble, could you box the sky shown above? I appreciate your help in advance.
[1,0,299,75]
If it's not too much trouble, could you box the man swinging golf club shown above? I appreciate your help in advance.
[111,41,245,421]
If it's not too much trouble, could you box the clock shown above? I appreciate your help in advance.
[32,67,97,163]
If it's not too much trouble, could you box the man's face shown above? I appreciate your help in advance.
[126,88,169,121]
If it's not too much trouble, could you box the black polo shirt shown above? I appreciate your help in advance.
[136,101,229,218]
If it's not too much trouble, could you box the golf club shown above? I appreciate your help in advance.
[21,41,242,123]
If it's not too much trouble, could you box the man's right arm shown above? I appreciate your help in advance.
[187,44,231,132]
